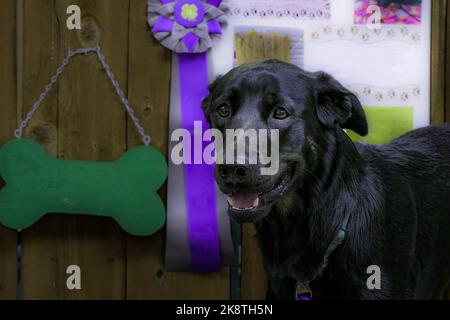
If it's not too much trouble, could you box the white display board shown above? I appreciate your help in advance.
[208,0,431,143]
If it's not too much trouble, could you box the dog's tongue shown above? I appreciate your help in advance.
[231,192,259,209]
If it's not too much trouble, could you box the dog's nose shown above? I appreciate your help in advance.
[218,165,249,180]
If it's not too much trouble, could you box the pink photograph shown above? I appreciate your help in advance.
[355,0,422,25]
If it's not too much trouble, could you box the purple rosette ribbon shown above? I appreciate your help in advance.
[148,0,228,272]
[148,0,227,53]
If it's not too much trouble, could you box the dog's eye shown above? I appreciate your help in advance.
[273,107,289,120]
[216,104,230,118]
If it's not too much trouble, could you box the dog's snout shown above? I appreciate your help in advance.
[218,165,249,180]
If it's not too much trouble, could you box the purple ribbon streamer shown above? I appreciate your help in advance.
[178,52,221,272]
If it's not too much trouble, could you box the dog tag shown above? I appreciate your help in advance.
[296,282,313,300]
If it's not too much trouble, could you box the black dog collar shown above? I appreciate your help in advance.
[295,212,350,300]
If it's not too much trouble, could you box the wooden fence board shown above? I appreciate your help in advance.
[431,0,447,125]
[0,0,18,300]
[446,0,450,124]
[20,0,129,299]
[125,0,229,299]
[444,0,450,301]
[20,0,61,300]
[241,224,266,300]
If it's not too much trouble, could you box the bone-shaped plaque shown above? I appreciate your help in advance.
[0,139,167,236]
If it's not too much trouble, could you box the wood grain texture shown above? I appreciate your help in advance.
[20,0,129,299]
[240,223,267,300]
[446,0,450,124]
[20,0,61,300]
[125,0,229,299]
[0,0,18,300]
[431,0,447,125]
[446,0,450,301]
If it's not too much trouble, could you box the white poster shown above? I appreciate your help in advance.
[210,0,431,143]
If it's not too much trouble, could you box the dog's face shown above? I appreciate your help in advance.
[202,60,368,222]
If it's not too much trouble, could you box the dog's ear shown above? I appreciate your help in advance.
[202,75,223,123]
[313,72,368,136]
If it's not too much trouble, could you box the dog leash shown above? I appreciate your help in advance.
[295,212,351,300]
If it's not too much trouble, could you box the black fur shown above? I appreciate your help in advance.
[202,60,450,300]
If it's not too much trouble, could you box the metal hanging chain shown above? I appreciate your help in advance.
[14,44,151,146]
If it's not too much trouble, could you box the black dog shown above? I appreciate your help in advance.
[202,60,450,300]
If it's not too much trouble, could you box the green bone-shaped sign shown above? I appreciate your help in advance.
[0,139,167,236]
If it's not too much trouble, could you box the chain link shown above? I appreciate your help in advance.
[15,44,152,146]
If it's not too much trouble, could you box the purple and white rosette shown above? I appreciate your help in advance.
[148,0,228,53]
[148,0,230,272]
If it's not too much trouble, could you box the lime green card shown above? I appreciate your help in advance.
[347,106,414,144]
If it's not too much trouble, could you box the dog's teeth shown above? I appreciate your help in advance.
[227,195,259,210]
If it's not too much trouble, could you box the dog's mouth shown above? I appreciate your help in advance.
[225,168,294,220]
[226,192,260,211]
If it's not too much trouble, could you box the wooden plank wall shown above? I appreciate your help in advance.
[20,0,129,299]
[447,0,450,125]
[0,0,229,299]
[431,0,447,125]
[431,0,450,299]
[0,0,18,300]
[240,224,266,299]
[444,18,449,307]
